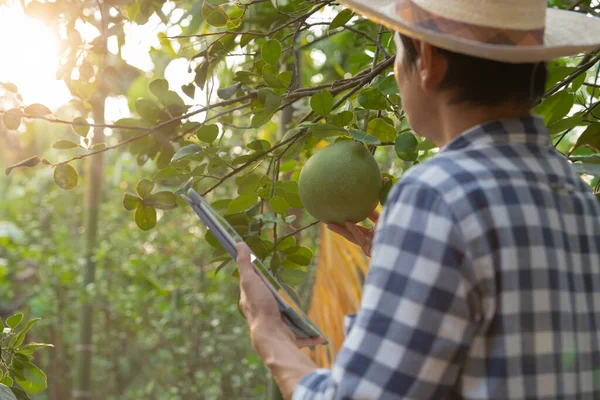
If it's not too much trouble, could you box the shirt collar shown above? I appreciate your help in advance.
[439,115,551,154]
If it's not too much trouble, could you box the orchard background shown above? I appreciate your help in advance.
[1,0,599,398]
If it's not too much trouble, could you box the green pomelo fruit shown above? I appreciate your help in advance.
[298,140,381,224]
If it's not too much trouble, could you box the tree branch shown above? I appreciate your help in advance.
[536,51,600,105]
[200,55,395,195]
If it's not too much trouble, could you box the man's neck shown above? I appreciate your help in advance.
[428,101,532,148]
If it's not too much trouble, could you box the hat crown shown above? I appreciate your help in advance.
[412,0,547,30]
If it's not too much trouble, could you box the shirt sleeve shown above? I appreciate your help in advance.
[293,181,480,400]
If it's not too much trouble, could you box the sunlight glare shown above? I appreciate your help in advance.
[0,4,70,109]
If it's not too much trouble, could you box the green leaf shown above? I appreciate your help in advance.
[196,124,219,143]
[281,180,299,194]
[15,362,46,394]
[226,194,258,215]
[251,110,276,128]
[5,156,41,176]
[280,160,296,172]
[276,236,296,251]
[10,385,31,400]
[279,71,293,87]
[17,343,53,355]
[227,18,242,29]
[367,118,395,142]
[570,154,600,162]
[72,117,90,137]
[52,140,79,150]
[285,246,313,266]
[6,313,23,328]
[261,40,281,65]
[258,89,283,112]
[149,78,169,98]
[417,138,437,151]
[9,319,40,348]
[358,88,388,110]
[310,90,334,117]
[379,174,395,205]
[217,82,241,100]
[572,73,586,92]
[123,193,141,211]
[310,123,347,138]
[171,144,203,162]
[191,164,207,176]
[238,176,261,196]
[283,192,303,208]
[135,205,157,230]
[572,163,600,177]
[395,132,419,161]
[3,109,22,130]
[145,191,178,210]
[375,75,399,95]
[270,196,289,214]
[248,139,271,152]
[263,70,285,88]
[573,124,600,150]
[203,3,229,28]
[194,62,209,90]
[91,143,106,151]
[135,98,162,122]
[0,383,17,400]
[349,129,381,145]
[153,167,179,181]
[253,213,287,225]
[182,83,195,98]
[535,90,574,125]
[279,266,307,285]
[53,164,78,190]
[548,115,583,135]
[330,9,353,30]
[330,111,353,127]
[1,82,18,92]
[24,103,51,117]
[136,179,154,198]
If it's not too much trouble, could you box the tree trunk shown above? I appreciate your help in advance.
[73,95,105,400]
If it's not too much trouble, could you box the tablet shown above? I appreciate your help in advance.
[180,188,328,343]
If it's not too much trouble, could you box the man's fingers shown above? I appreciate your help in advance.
[367,210,380,223]
[236,242,259,287]
[344,222,366,248]
[326,223,355,243]
[296,336,326,349]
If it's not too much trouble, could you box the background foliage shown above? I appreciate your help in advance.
[1,0,600,398]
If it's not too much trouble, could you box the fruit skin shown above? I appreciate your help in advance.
[298,140,382,224]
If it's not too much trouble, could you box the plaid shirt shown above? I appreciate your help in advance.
[294,116,600,399]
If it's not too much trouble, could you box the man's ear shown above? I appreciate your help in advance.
[416,42,447,91]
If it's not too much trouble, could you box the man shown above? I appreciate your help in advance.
[236,0,600,398]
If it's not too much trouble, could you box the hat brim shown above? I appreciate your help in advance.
[338,0,600,63]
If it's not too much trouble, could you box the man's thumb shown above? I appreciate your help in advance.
[236,242,253,278]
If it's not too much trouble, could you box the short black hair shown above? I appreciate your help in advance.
[398,34,547,106]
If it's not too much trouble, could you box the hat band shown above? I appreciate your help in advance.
[395,0,545,46]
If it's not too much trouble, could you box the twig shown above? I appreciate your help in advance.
[569,0,588,11]
[344,25,390,59]
[265,220,320,257]
[48,94,257,166]
[537,52,600,105]
[0,111,151,131]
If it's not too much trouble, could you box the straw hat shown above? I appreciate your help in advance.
[336,0,600,63]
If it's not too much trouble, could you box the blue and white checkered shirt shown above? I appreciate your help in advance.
[294,116,600,399]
